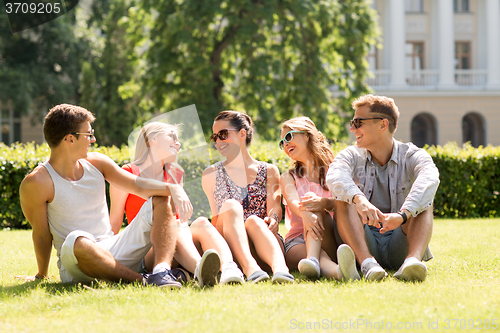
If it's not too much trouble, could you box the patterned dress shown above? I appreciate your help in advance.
[213,161,267,221]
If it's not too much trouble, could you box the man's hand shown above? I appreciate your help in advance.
[264,216,279,235]
[354,195,385,228]
[166,184,193,222]
[380,212,405,234]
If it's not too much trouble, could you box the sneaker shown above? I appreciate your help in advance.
[194,249,221,288]
[298,257,320,279]
[272,272,294,284]
[361,260,387,282]
[220,262,244,285]
[394,257,428,282]
[337,244,361,281]
[171,267,191,283]
[246,270,270,283]
[142,270,182,289]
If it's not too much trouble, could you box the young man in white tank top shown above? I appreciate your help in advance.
[19,104,194,288]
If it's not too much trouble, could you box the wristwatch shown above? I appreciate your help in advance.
[398,211,408,225]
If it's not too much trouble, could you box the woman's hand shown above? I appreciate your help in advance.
[299,192,325,212]
[301,210,324,241]
[264,216,279,234]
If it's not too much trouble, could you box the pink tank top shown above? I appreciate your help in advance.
[283,172,333,242]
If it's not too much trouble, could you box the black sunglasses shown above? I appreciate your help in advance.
[210,129,239,143]
[279,131,306,150]
[70,129,95,141]
[167,131,179,143]
[350,117,385,129]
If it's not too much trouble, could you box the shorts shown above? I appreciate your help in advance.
[284,234,305,255]
[59,198,154,283]
[364,224,433,271]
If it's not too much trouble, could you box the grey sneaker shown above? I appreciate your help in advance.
[361,260,387,281]
[194,249,221,288]
[246,270,270,283]
[220,262,244,285]
[171,267,191,283]
[394,257,427,282]
[298,257,320,279]
[337,244,361,281]
[142,270,182,289]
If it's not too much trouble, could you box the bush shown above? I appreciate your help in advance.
[1,141,499,229]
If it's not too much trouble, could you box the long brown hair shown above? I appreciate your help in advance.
[214,110,254,146]
[281,117,335,190]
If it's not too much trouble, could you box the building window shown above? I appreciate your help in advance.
[368,45,378,70]
[462,112,485,148]
[1,108,21,145]
[406,42,424,70]
[454,0,470,13]
[411,113,437,148]
[455,42,471,69]
[405,0,423,12]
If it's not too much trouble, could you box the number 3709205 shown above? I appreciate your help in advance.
[444,319,498,329]
[6,2,61,14]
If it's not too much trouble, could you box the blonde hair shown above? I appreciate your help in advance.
[134,122,181,165]
[352,94,400,133]
[281,117,335,190]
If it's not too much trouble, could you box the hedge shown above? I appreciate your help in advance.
[1,141,499,229]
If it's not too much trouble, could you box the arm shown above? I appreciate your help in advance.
[109,184,128,234]
[87,152,193,222]
[401,149,440,217]
[19,166,54,280]
[280,172,324,241]
[265,164,282,234]
[201,166,220,227]
[326,147,364,204]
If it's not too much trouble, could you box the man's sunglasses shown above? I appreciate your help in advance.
[279,131,306,150]
[70,129,95,141]
[350,117,385,129]
[210,129,239,143]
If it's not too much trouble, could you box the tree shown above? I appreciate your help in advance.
[133,0,379,140]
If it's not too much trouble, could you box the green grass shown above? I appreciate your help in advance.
[1,219,499,333]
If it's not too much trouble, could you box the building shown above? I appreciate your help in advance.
[367,0,500,147]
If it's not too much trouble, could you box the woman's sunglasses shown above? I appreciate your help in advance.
[350,117,385,129]
[167,131,179,142]
[210,129,239,143]
[279,131,306,150]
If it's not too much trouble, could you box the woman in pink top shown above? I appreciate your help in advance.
[279,117,360,281]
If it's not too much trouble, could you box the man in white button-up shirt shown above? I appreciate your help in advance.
[326,95,440,282]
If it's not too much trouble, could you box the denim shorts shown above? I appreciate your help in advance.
[364,224,433,270]
[284,234,305,255]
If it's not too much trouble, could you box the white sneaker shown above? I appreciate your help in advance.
[336,244,360,281]
[194,249,221,287]
[220,262,244,285]
[361,260,387,282]
[298,257,320,279]
[394,257,428,282]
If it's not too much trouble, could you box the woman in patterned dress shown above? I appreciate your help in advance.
[202,111,294,283]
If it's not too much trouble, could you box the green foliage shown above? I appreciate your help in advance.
[128,0,379,141]
[2,141,499,229]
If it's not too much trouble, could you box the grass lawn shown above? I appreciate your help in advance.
[1,218,499,333]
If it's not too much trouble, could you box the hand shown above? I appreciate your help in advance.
[301,211,324,241]
[15,275,41,282]
[264,216,279,235]
[354,195,385,228]
[299,192,325,212]
[380,213,404,234]
[166,184,193,223]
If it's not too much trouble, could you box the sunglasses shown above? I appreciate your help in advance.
[70,129,95,141]
[167,131,179,143]
[279,131,306,150]
[210,129,239,143]
[350,117,385,129]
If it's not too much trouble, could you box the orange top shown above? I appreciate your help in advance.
[123,163,184,223]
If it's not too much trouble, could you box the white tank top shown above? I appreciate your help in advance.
[43,159,113,266]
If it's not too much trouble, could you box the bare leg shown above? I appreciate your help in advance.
[150,196,177,267]
[245,215,289,274]
[172,221,202,273]
[402,206,433,260]
[334,200,372,265]
[190,217,234,267]
[216,199,261,277]
[319,250,341,280]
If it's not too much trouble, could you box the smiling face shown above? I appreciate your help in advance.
[72,121,95,159]
[280,127,310,162]
[150,129,181,162]
[350,105,385,151]
[212,120,243,156]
